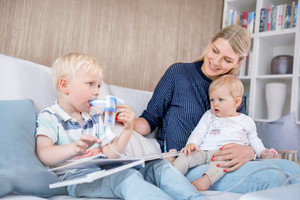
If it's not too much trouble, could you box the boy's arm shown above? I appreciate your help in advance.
[36,135,77,166]
[101,104,135,158]
[101,128,132,158]
[36,134,101,167]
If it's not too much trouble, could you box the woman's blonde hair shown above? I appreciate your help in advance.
[197,25,251,75]
[51,53,103,91]
[209,75,244,107]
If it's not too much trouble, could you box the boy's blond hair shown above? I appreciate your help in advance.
[209,75,244,107]
[51,53,103,91]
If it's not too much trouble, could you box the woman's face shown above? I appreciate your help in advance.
[202,38,241,80]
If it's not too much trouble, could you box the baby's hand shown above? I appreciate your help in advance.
[115,104,135,131]
[74,134,101,155]
[181,143,200,156]
[260,148,279,159]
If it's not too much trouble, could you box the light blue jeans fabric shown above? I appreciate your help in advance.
[66,160,204,199]
[138,159,204,200]
[185,159,300,194]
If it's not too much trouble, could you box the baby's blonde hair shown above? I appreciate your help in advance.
[51,53,103,91]
[209,75,244,106]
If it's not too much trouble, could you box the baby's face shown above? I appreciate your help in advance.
[209,86,238,117]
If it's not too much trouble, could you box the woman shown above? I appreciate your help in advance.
[134,25,300,193]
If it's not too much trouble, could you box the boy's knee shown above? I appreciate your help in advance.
[112,168,143,185]
[123,168,143,180]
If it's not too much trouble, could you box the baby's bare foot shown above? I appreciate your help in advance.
[192,174,212,191]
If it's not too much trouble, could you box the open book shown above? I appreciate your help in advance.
[49,151,182,189]
[138,151,182,161]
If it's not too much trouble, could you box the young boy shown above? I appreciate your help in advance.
[172,75,279,191]
[35,53,204,199]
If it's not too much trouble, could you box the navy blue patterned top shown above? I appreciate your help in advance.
[141,61,211,151]
[141,61,246,152]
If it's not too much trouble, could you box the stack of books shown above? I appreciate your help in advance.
[259,2,298,32]
[226,9,255,33]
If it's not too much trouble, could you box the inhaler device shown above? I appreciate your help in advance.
[89,95,124,127]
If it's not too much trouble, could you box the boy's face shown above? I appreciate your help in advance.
[209,85,239,117]
[63,67,102,113]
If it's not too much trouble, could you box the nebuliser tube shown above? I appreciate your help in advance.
[89,96,127,158]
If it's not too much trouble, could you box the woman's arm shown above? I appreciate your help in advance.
[212,143,255,172]
[134,117,151,135]
[135,65,177,135]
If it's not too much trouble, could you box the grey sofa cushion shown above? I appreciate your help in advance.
[0,99,66,197]
[256,112,300,159]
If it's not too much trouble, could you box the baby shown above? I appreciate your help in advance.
[173,75,278,191]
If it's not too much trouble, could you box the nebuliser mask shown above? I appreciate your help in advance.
[89,95,124,127]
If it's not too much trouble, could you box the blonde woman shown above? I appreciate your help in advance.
[135,25,300,193]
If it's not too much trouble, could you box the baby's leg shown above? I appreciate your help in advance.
[192,151,226,191]
[165,149,177,163]
[192,174,212,191]
[173,150,207,174]
[260,148,279,159]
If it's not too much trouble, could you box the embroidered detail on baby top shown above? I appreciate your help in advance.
[208,117,221,135]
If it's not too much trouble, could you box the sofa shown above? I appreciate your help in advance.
[0,54,299,200]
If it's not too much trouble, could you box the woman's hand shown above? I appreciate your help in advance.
[181,143,200,156]
[212,143,255,172]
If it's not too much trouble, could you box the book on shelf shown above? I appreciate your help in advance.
[271,5,277,31]
[259,8,269,32]
[49,151,181,189]
[244,54,249,76]
[228,9,234,26]
[276,4,283,31]
[248,51,253,76]
[293,3,298,28]
[285,5,292,28]
[281,4,287,30]
[242,11,249,28]
[290,1,295,28]
[247,12,255,33]
[238,52,252,77]
[245,92,250,116]
[267,5,272,31]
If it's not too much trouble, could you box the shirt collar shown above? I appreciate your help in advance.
[52,101,92,123]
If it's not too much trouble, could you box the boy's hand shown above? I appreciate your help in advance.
[115,104,135,131]
[181,143,200,156]
[74,134,101,155]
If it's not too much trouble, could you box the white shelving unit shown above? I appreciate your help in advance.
[223,0,300,123]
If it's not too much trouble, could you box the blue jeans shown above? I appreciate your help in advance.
[66,160,204,199]
[185,159,300,193]
[139,159,204,199]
